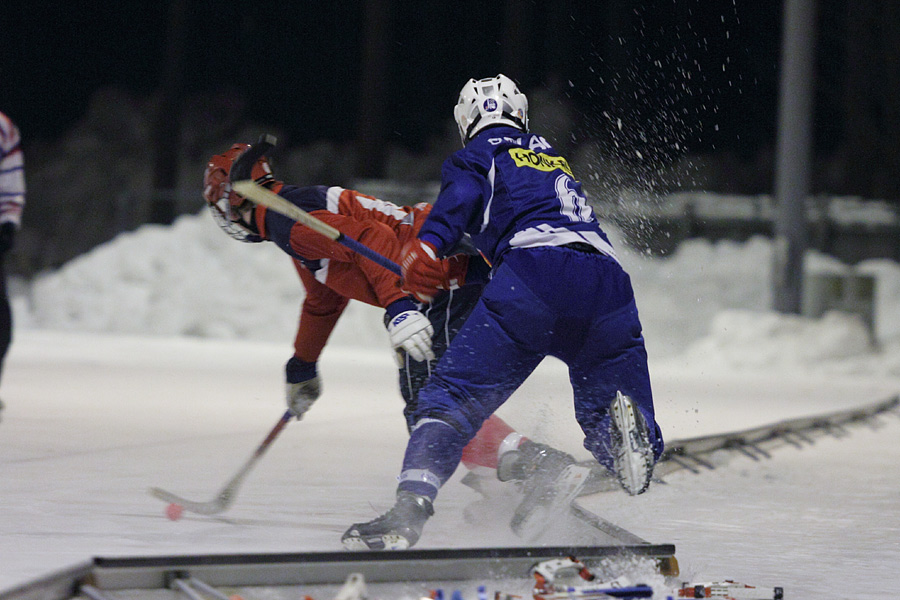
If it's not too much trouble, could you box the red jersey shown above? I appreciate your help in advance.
[255,185,467,363]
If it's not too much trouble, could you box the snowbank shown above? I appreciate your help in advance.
[16,209,900,373]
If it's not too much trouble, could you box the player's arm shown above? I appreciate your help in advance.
[416,154,487,256]
[400,156,486,302]
[288,213,407,307]
[285,264,350,419]
[289,212,432,357]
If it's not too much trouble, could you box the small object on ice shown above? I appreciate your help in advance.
[166,503,184,521]
[677,580,784,599]
[334,573,367,600]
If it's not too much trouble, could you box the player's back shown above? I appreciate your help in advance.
[449,126,613,265]
[279,185,421,243]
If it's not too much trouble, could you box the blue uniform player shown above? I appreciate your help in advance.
[343,75,664,550]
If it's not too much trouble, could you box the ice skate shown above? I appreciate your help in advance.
[342,491,433,550]
[499,441,589,540]
[497,440,577,483]
[609,391,654,495]
[509,462,591,540]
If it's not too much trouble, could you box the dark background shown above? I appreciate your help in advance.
[6,1,780,153]
[1,1,899,272]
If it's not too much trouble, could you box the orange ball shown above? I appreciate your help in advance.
[165,503,184,520]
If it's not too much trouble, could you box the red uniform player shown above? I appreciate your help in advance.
[202,142,579,488]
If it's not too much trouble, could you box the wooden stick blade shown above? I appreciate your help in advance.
[230,134,277,182]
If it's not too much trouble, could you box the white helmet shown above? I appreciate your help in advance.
[453,74,528,145]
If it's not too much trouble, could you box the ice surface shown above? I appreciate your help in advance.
[1,211,899,597]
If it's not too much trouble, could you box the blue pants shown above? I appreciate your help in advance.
[398,246,664,499]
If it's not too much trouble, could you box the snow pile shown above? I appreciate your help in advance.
[680,309,873,369]
[23,210,389,349]
[28,214,296,340]
[16,208,900,370]
[626,236,773,356]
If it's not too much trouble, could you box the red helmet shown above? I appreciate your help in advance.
[203,143,279,242]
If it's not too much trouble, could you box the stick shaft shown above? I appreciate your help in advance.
[226,409,292,485]
[232,180,402,276]
[148,410,293,515]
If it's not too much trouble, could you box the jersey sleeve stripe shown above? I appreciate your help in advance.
[326,186,343,214]
[480,159,496,233]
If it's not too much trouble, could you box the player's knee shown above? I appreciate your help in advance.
[413,382,485,437]
[411,411,476,439]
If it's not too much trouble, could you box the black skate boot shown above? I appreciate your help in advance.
[342,491,434,550]
[499,441,590,539]
[496,440,576,483]
[609,391,654,495]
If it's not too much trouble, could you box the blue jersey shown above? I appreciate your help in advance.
[418,126,617,267]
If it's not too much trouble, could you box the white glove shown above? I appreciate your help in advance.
[387,310,435,362]
[286,376,321,419]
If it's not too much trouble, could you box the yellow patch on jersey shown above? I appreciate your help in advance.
[508,148,574,176]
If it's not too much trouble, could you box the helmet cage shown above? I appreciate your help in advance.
[203,143,275,243]
[454,74,528,145]
[207,183,261,243]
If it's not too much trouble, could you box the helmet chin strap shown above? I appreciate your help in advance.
[464,116,482,143]
[234,201,260,233]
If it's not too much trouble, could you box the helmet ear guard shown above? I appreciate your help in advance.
[454,74,528,145]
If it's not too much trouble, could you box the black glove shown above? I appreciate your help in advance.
[0,222,16,254]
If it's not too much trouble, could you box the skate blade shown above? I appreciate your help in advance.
[611,393,652,495]
[510,464,591,541]
[341,534,410,551]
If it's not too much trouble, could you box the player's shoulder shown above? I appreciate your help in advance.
[468,127,559,157]
[443,129,505,171]
[279,184,331,212]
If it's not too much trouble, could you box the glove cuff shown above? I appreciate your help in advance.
[385,296,418,320]
[285,356,317,384]
[418,234,444,257]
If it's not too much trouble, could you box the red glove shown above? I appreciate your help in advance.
[400,239,449,303]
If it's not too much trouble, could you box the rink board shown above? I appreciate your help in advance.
[0,545,677,600]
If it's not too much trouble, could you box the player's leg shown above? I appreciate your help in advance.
[394,284,483,429]
[343,263,548,549]
[395,282,565,483]
[396,273,550,501]
[569,298,663,494]
[511,247,662,495]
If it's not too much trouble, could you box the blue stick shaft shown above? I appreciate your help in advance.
[336,233,402,275]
